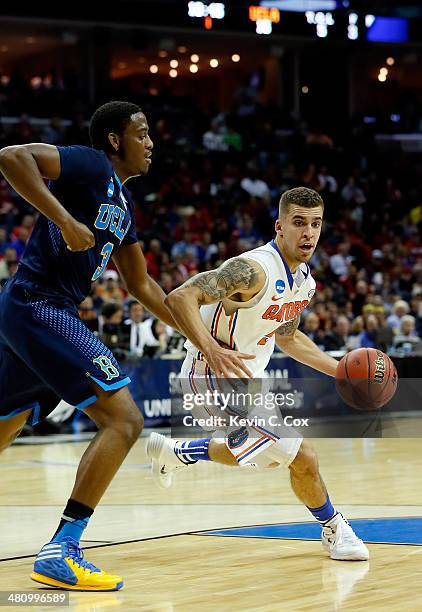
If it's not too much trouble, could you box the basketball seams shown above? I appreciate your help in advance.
[366,348,372,407]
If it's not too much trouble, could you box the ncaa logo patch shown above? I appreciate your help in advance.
[228,426,249,449]
[107,179,114,197]
[308,289,316,299]
[275,279,286,295]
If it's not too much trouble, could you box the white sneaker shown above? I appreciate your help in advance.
[322,513,369,561]
[147,432,191,489]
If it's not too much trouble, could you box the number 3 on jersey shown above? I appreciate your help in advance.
[92,242,114,281]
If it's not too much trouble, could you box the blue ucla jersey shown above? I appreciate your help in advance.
[19,145,138,305]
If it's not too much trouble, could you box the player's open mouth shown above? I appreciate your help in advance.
[299,243,313,254]
[145,153,152,164]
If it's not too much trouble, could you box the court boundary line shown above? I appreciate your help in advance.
[0,531,200,563]
[2,515,422,562]
[193,515,422,547]
[193,533,422,547]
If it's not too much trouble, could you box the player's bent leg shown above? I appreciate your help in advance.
[31,385,142,591]
[0,409,32,452]
[289,440,369,561]
[289,438,327,508]
[208,439,238,465]
[147,432,254,489]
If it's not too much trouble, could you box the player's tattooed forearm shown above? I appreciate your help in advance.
[276,316,300,337]
[185,258,258,303]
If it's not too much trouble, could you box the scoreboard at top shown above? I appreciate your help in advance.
[186,1,411,43]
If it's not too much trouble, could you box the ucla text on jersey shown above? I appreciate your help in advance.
[19,145,138,305]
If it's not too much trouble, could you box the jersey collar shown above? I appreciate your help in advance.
[113,172,122,193]
[269,239,294,290]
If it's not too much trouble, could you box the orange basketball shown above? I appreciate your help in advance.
[335,348,398,411]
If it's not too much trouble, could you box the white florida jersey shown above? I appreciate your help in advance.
[184,240,316,376]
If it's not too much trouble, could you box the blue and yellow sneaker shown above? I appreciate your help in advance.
[30,537,123,591]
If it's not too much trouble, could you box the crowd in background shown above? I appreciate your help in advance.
[1,85,422,359]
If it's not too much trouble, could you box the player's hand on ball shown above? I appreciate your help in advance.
[61,218,95,252]
[205,342,255,379]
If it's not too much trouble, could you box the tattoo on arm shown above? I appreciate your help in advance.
[184,258,260,304]
[276,316,300,337]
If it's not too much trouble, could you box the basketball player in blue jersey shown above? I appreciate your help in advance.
[0,101,252,591]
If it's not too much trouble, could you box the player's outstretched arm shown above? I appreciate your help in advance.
[275,318,338,377]
[165,257,266,378]
[0,144,94,251]
[112,242,179,329]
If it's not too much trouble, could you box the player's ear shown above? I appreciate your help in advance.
[275,219,283,237]
[108,132,120,153]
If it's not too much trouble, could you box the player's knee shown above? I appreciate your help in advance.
[89,395,143,442]
[117,404,144,443]
[289,439,318,478]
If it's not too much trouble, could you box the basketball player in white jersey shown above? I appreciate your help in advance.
[147,187,369,561]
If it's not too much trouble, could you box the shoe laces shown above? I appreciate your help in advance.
[323,524,336,544]
[324,517,361,546]
[62,538,100,573]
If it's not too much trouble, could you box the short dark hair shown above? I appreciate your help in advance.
[279,187,324,217]
[101,302,122,319]
[89,101,142,153]
[128,299,142,311]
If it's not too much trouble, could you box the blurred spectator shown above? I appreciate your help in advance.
[324,315,352,351]
[10,228,29,259]
[235,214,262,250]
[97,270,126,304]
[240,164,270,203]
[98,302,125,355]
[330,242,352,278]
[144,239,164,279]
[203,120,228,152]
[393,315,421,350]
[318,166,338,195]
[139,318,169,358]
[223,124,242,152]
[372,308,394,353]
[358,314,378,349]
[348,316,364,350]
[386,300,410,333]
[197,232,218,263]
[78,296,99,333]
[0,247,18,280]
[11,214,35,240]
[302,312,326,348]
[341,177,366,205]
[120,301,145,356]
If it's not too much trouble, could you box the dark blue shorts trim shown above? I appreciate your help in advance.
[0,402,40,426]
[76,376,132,410]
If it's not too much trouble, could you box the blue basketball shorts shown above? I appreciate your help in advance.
[0,273,130,425]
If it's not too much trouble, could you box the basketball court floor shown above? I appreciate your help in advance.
[1,433,421,611]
